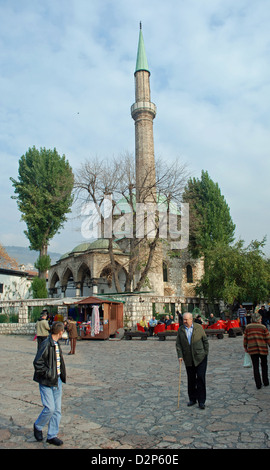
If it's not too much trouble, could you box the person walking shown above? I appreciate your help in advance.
[33,321,66,446]
[237,304,247,330]
[176,312,209,409]
[243,313,270,389]
[35,310,50,350]
[67,317,78,355]
[258,305,268,328]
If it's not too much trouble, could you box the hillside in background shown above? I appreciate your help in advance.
[4,246,62,268]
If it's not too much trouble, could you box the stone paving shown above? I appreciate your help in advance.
[0,332,269,450]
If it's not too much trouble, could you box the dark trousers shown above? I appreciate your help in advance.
[37,336,47,350]
[251,354,269,388]
[186,356,207,404]
[69,338,77,354]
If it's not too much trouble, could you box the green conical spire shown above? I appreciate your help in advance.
[135,22,150,74]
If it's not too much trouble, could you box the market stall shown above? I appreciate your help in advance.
[75,296,124,340]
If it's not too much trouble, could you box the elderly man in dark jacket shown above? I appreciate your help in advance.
[33,321,66,446]
[176,312,209,409]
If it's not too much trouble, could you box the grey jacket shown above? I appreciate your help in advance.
[176,322,209,367]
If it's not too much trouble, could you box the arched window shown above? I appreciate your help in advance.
[186,265,193,283]
[163,262,168,282]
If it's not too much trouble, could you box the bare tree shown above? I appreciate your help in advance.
[74,152,189,292]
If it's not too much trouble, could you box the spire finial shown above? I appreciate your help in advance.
[135,22,150,74]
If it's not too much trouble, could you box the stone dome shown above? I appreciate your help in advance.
[71,239,122,254]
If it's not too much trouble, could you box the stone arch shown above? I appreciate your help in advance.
[99,262,128,294]
[49,270,60,290]
[100,265,113,288]
[61,266,75,288]
[76,262,92,296]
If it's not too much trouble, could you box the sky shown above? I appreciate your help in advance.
[1,0,270,257]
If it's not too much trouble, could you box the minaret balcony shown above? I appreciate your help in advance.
[131,101,156,119]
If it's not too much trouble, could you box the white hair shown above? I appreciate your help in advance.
[183,312,193,320]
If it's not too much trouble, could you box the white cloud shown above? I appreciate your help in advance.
[1,0,269,256]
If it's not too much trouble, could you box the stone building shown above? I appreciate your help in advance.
[48,25,205,323]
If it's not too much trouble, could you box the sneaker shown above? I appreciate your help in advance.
[46,437,63,446]
[33,424,43,442]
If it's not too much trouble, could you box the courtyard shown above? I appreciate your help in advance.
[0,333,269,450]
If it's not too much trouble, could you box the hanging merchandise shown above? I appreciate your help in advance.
[91,305,100,337]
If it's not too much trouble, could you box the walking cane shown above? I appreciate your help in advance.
[177,359,182,408]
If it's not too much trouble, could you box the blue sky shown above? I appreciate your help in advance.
[1,0,270,256]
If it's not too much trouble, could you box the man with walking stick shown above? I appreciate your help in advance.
[176,313,209,409]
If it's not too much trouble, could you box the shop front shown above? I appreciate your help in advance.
[76,296,124,340]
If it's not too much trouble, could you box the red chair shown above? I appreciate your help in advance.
[216,320,226,330]
[137,323,145,332]
[225,319,239,331]
[154,323,165,334]
[206,319,226,330]
[208,320,226,330]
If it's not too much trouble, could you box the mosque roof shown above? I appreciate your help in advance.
[71,242,93,253]
[86,239,122,253]
[58,239,123,261]
[135,23,150,74]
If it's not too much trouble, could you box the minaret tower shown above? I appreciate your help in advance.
[131,24,164,296]
[131,23,157,203]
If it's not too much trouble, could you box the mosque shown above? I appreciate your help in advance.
[48,26,206,321]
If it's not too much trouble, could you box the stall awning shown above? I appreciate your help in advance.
[74,296,125,305]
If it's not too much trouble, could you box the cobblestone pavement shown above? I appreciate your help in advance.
[0,333,269,450]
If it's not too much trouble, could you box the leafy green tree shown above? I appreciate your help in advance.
[182,170,235,258]
[10,146,74,278]
[31,277,48,298]
[196,238,270,306]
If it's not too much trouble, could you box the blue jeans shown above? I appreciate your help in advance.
[35,377,62,440]
[240,317,247,327]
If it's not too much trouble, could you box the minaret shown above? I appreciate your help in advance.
[131,24,164,296]
[131,23,157,203]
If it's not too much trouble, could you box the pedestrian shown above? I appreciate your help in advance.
[48,313,54,327]
[67,316,78,355]
[258,305,268,328]
[33,321,66,446]
[243,313,270,389]
[237,304,247,330]
[35,310,50,350]
[177,310,183,326]
[194,315,203,325]
[63,320,69,345]
[176,312,209,409]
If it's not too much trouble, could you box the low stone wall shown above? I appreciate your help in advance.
[0,323,36,335]
[116,295,184,330]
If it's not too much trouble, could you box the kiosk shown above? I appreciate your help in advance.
[76,296,124,340]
